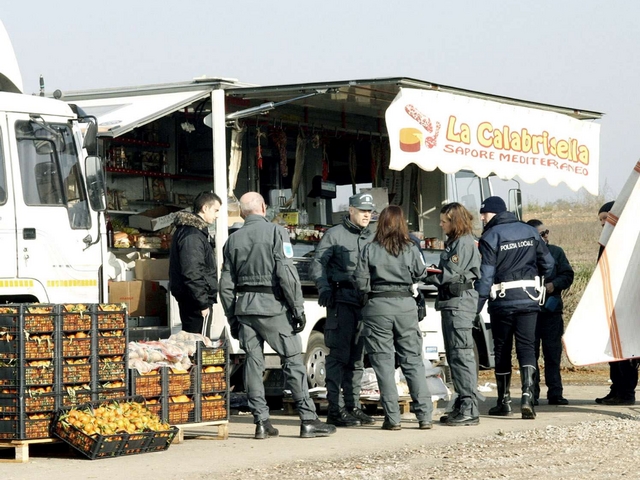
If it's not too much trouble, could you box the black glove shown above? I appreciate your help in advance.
[318,290,334,308]
[229,316,240,340]
[292,312,306,334]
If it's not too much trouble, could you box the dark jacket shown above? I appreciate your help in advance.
[475,211,554,315]
[219,214,304,318]
[542,243,574,314]
[169,211,218,309]
[309,216,374,306]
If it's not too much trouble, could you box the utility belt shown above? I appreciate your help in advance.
[237,285,276,295]
[490,276,546,305]
[331,281,355,290]
[438,281,474,301]
[368,291,413,299]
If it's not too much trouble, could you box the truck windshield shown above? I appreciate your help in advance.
[15,120,91,229]
[454,171,490,234]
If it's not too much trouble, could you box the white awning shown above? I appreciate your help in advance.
[385,88,601,195]
[73,90,211,137]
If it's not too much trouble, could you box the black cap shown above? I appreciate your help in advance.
[479,196,507,214]
[599,201,615,214]
[349,193,375,211]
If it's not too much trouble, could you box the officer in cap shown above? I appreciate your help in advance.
[475,196,554,420]
[309,192,377,427]
[220,192,336,439]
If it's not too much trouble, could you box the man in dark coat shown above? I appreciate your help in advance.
[169,192,221,335]
[526,219,574,405]
[475,196,554,420]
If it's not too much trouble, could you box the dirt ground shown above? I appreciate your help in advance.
[5,369,640,480]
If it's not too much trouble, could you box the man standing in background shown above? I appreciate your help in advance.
[169,192,221,335]
[526,219,574,406]
[310,193,377,427]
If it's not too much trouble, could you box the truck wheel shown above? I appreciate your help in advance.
[304,331,328,389]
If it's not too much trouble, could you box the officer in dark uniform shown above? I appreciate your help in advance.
[355,206,433,430]
[475,196,554,420]
[219,192,336,439]
[526,219,574,406]
[425,202,481,426]
[309,192,376,427]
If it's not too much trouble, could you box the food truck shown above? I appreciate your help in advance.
[60,77,601,388]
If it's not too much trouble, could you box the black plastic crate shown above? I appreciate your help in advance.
[166,396,195,424]
[94,304,127,330]
[97,387,127,401]
[196,340,227,366]
[24,414,52,439]
[165,368,194,396]
[200,369,227,393]
[60,304,92,331]
[25,362,55,386]
[0,365,18,387]
[24,391,57,413]
[24,334,55,359]
[23,305,56,333]
[0,394,18,414]
[0,415,19,440]
[97,358,126,382]
[130,370,162,397]
[62,360,92,384]
[51,397,178,459]
[199,393,228,422]
[97,333,126,356]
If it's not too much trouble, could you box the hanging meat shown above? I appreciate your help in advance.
[271,127,288,177]
[228,123,246,200]
[283,129,306,208]
[256,127,266,170]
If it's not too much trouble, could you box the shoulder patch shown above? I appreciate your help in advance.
[450,254,459,264]
[283,242,294,258]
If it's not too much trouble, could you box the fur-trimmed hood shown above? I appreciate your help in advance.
[173,211,209,230]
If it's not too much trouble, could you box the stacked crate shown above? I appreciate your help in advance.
[95,304,128,401]
[195,341,228,423]
[128,340,228,425]
[0,304,129,440]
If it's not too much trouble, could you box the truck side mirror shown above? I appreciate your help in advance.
[83,122,98,156]
[85,155,107,212]
[508,188,523,220]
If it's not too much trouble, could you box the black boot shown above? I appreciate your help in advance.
[440,396,461,423]
[254,419,279,439]
[326,406,361,427]
[521,366,536,419]
[300,419,337,438]
[488,372,513,416]
[347,407,376,425]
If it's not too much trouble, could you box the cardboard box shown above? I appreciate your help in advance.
[134,258,170,280]
[108,280,167,320]
[129,206,184,232]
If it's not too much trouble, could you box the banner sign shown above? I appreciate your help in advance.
[385,88,601,195]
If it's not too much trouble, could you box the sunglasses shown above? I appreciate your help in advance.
[540,229,549,237]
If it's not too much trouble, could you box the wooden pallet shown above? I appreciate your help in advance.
[173,420,229,443]
[0,438,58,463]
[282,397,412,415]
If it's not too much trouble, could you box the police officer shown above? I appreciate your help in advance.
[219,192,336,439]
[475,196,554,419]
[425,202,481,426]
[355,206,433,430]
[169,192,221,335]
[526,219,574,406]
[309,193,376,427]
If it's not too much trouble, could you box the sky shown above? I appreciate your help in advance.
[2,0,638,205]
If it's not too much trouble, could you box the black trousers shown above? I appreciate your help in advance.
[607,360,639,400]
[177,297,211,335]
[534,311,564,399]
[491,311,538,374]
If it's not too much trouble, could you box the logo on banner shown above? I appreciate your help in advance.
[399,105,442,152]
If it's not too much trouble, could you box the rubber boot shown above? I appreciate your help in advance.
[520,366,536,419]
[488,372,512,416]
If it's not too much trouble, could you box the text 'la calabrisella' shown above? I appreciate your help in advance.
[446,116,590,165]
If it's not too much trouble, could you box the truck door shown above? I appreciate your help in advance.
[0,115,17,279]
[7,114,101,303]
